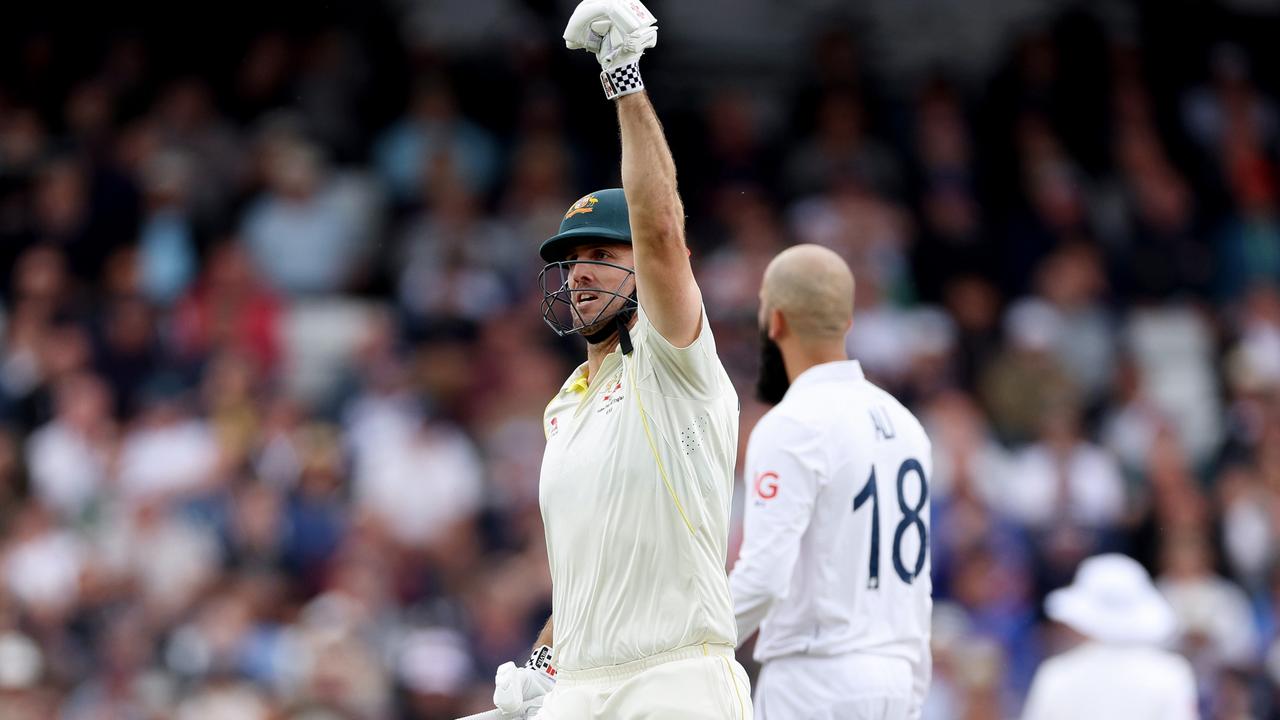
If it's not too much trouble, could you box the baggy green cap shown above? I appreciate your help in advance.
[539,188,632,262]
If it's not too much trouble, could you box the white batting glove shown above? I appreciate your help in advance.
[563,0,657,99]
[493,645,556,719]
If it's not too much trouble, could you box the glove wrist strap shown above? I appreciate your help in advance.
[601,61,644,100]
[526,645,557,680]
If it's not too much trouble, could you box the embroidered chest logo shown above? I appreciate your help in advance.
[548,416,560,438]
[597,376,625,414]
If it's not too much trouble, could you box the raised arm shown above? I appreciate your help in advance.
[562,0,701,347]
[617,93,702,347]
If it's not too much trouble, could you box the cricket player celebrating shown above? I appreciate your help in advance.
[730,245,933,719]
[488,1,752,718]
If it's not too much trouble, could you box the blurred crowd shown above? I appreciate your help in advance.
[1,1,1280,718]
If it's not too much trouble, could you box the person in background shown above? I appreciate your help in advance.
[1022,553,1197,720]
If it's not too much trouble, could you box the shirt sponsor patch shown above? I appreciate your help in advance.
[753,471,779,502]
[597,379,624,415]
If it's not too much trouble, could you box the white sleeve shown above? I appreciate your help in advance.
[728,413,823,645]
[630,303,724,398]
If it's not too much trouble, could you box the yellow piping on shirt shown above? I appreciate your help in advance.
[629,358,696,536]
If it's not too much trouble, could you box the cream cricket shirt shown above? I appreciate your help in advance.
[729,361,932,708]
[539,304,739,672]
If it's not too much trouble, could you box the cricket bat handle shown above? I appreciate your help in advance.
[455,710,504,720]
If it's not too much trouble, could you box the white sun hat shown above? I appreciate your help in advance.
[1045,554,1178,645]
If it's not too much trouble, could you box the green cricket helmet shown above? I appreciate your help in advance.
[538,188,639,348]
[539,188,633,262]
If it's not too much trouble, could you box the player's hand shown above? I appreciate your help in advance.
[563,0,657,71]
[493,646,556,719]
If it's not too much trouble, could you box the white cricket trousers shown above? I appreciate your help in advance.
[754,653,915,720]
[535,643,753,720]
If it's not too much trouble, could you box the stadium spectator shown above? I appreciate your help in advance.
[373,80,500,204]
[1023,554,1196,720]
[172,242,283,373]
[24,372,113,520]
[1158,532,1261,677]
[135,149,200,305]
[241,139,373,296]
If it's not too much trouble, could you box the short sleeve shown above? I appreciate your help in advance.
[630,303,725,397]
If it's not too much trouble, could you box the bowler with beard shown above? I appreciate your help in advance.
[730,244,933,720]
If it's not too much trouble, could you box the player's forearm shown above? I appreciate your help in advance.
[535,615,553,650]
[733,594,772,647]
[729,567,776,646]
[617,93,684,252]
[616,91,701,344]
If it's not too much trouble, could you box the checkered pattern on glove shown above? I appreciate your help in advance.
[601,62,644,100]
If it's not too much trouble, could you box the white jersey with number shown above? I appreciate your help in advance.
[540,304,740,672]
[729,360,932,709]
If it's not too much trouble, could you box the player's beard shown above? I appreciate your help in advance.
[580,314,616,343]
[756,327,790,405]
[579,290,636,344]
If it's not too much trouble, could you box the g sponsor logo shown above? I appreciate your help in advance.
[754,471,779,501]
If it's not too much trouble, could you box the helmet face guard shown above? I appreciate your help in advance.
[539,259,638,339]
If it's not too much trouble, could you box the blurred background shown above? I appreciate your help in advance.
[1,0,1279,717]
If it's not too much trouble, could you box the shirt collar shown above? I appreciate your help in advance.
[560,350,623,396]
[789,360,865,392]
[562,362,590,395]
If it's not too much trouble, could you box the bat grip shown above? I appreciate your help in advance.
[455,710,505,720]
